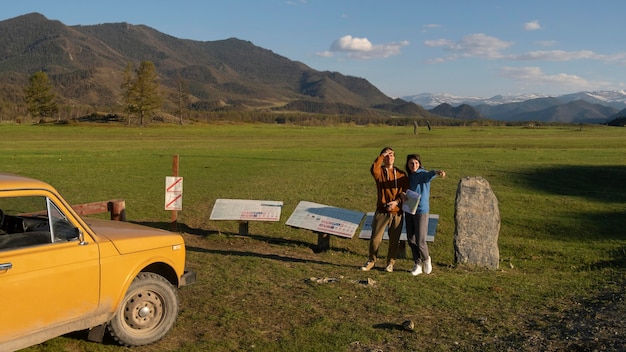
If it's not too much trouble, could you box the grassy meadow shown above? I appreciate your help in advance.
[2,122,625,351]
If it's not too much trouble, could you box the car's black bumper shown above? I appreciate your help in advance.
[180,270,196,286]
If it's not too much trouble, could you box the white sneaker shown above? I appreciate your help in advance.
[361,261,375,271]
[424,256,432,274]
[411,263,423,276]
[384,263,394,272]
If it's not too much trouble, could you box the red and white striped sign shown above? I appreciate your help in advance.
[165,176,183,210]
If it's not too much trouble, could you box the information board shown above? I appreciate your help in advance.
[358,212,439,242]
[285,201,365,238]
[209,199,283,221]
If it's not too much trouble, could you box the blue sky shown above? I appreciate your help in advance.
[4,0,626,98]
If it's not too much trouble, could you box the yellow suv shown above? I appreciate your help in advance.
[0,173,195,351]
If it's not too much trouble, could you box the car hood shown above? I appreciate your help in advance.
[83,218,184,254]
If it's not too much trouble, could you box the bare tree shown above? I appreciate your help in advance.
[172,76,190,125]
[121,62,135,126]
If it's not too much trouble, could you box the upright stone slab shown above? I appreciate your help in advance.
[454,176,500,269]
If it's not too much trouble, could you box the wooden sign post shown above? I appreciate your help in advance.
[167,155,180,231]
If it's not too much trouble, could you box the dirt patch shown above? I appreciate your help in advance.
[510,280,625,351]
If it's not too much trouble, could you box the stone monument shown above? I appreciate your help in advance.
[454,176,500,269]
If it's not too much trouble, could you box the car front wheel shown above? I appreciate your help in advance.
[107,272,179,346]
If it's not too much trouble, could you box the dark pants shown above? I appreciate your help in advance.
[406,212,429,263]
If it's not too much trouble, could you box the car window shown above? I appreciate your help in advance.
[0,196,77,251]
[47,199,78,242]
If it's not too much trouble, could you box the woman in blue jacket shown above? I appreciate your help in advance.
[404,154,445,276]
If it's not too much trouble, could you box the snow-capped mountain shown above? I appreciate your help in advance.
[558,91,626,109]
[403,90,626,110]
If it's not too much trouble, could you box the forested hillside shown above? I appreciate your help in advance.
[0,13,435,124]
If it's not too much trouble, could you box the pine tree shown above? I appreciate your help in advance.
[24,71,59,122]
[121,61,161,126]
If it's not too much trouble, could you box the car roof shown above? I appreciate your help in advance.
[0,173,55,191]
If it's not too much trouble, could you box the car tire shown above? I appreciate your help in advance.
[107,272,179,346]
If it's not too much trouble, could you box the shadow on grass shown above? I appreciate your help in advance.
[185,246,346,268]
[589,245,626,271]
[244,233,362,256]
[373,322,405,331]
[132,221,363,256]
[516,165,626,203]
[512,165,626,239]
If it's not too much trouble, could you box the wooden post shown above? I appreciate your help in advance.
[238,221,249,236]
[71,199,126,221]
[108,200,126,221]
[315,232,331,252]
[170,154,179,231]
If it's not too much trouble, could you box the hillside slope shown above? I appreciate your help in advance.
[429,103,484,120]
[0,13,431,118]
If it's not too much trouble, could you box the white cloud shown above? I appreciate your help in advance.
[425,33,512,62]
[424,38,455,47]
[511,50,626,63]
[331,35,373,51]
[315,51,334,58]
[425,33,626,65]
[459,34,513,58]
[419,29,626,93]
[524,20,542,31]
[535,40,557,47]
[499,66,603,91]
[422,24,442,32]
[513,50,599,61]
[318,35,409,59]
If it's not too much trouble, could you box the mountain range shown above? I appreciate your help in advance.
[0,13,432,121]
[405,91,626,124]
[0,13,624,124]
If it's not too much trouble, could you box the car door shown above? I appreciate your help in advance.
[0,193,100,344]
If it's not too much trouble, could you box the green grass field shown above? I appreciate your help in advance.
[3,123,625,351]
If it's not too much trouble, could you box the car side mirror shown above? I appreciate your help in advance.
[78,228,88,246]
